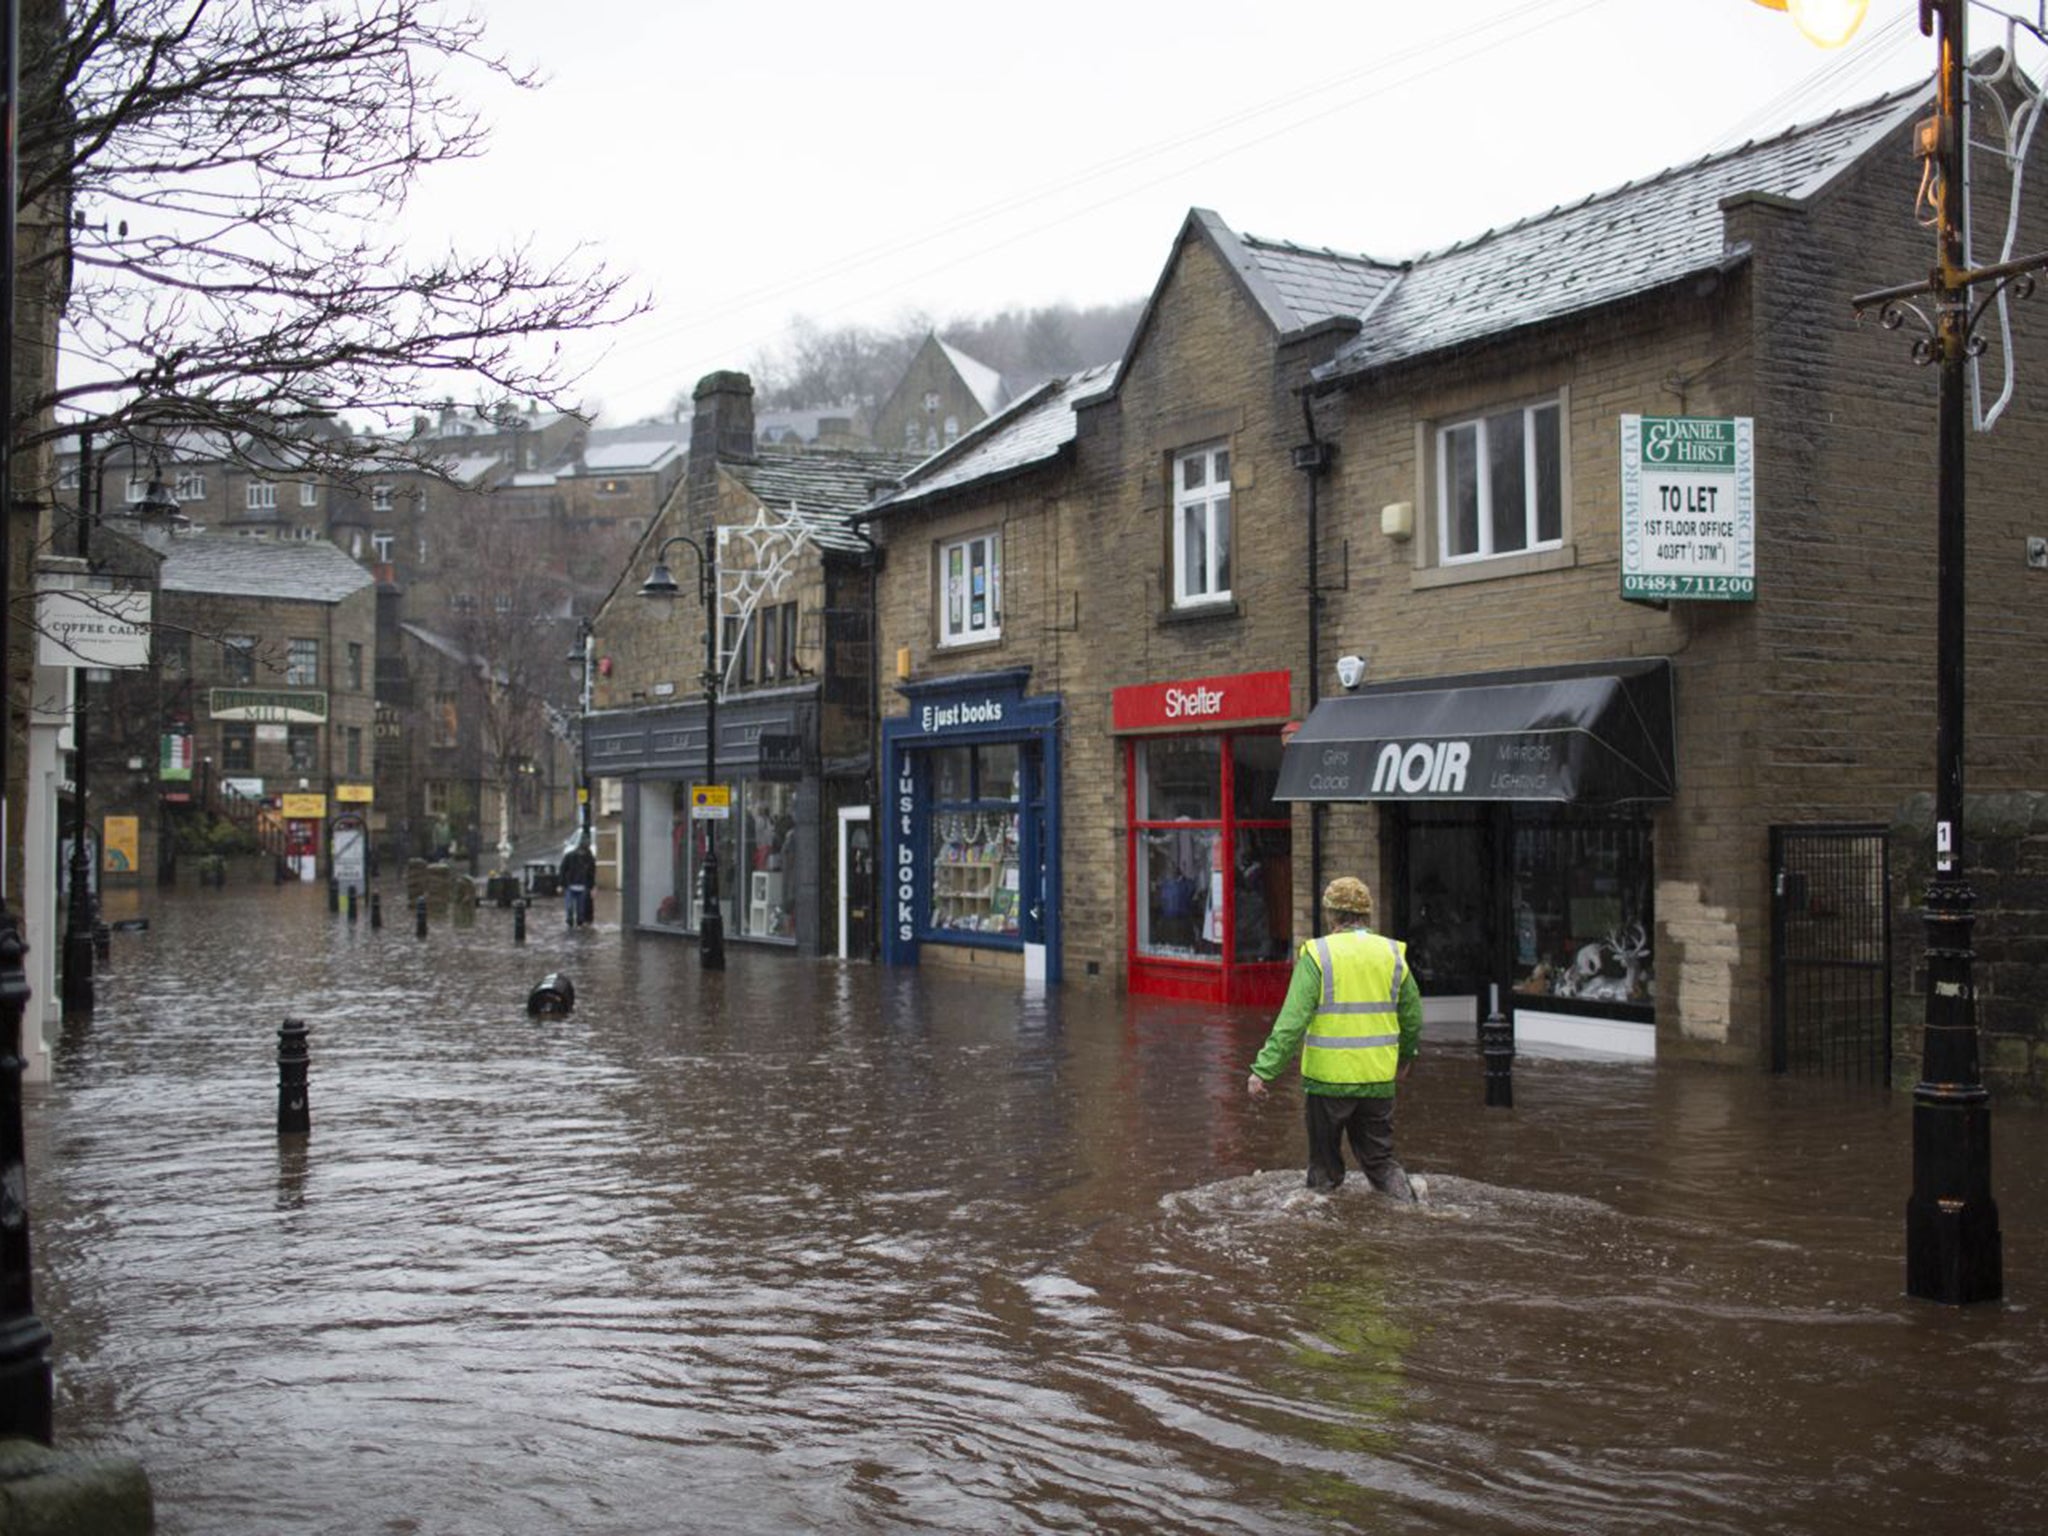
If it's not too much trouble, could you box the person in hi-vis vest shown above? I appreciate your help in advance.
[1246,876,1421,1199]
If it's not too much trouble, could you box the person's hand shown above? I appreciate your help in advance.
[1246,1072,1268,1100]
[1396,1059,1415,1083]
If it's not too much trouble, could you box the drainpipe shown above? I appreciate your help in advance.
[1295,392,1335,922]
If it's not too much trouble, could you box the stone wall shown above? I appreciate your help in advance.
[1892,792,2048,1099]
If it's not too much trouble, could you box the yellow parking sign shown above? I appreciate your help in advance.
[690,784,731,820]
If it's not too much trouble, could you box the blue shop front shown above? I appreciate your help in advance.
[881,668,1062,980]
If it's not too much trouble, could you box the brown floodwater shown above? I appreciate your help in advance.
[22,881,2048,1534]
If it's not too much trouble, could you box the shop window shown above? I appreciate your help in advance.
[928,743,1021,938]
[287,726,318,774]
[938,533,1000,646]
[221,725,254,773]
[1511,815,1653,1009]
[222,634,256,685]
[286,637,319,687]
[1131,732,1292,965]
[1436,398,1563,564]
[1172,443,1232,608]
[656,778,800,942]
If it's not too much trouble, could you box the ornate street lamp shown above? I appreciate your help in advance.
[641,534,725,970]
[1761,0,2036,1302]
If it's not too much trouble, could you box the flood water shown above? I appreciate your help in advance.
[23,882,2048,1534]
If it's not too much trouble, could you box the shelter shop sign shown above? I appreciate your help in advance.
[1619,415,1755,602]
[1112,669,1292,732]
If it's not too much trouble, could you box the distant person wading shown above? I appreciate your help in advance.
[1246,876,1421,1199]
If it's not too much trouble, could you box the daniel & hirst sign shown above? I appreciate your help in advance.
[1619,414,1755,602]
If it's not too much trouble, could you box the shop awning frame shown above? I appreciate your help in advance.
[1276,657,1675,806]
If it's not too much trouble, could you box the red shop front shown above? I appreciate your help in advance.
[1115,669,1296,1006]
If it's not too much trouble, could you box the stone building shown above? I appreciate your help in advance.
[860,81,2048,1078]
[871,332,1010,456]
[585,372,919,955]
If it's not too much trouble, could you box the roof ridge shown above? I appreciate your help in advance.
[1405,78,1925,266]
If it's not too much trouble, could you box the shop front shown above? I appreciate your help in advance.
[881,669,1061,979]
[1277,658,1675,1056]
[1115,669,1295,1006]
[588,690,821,950]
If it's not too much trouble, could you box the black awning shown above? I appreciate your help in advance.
[1276,658,1675,806]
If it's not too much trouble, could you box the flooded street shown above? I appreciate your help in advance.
[24,882,2048,1534]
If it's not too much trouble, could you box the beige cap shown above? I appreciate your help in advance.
[1322,876,1373,917]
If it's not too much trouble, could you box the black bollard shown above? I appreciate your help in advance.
[526,972,575,1017]
[92,919,110,967]
[513,898,527,945]
[346,886,358,924]
[328,877,340,915]
[277,1018,311,1136]
[370,891,383,930]
[1479,984,1515,1109]
[415,895,428,939]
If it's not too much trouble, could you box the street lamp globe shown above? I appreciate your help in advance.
[1750,0,1869,49]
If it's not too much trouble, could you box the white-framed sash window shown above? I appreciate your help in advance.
[1172,443,1232,607]
[1436,400,1563,563]
[939,531,1000,646]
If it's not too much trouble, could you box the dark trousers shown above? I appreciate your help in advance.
[1304,1093,1413,1199]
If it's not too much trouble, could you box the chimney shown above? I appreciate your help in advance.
[687,371,756,531]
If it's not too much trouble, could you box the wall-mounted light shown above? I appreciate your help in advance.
[896,645,912,681]
[1335,655,1366,691]
[1381,501,1414,542]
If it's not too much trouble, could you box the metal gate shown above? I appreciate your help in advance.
[1769,824,1891,1082]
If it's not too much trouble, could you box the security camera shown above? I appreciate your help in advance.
[1335,654,1366,691]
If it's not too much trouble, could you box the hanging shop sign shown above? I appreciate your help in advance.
[279,793,328,819]
[336,783,375,803]
[1619,415,1755,602]
[37,589,152,669]
[160,731,193,783]
[1112,669,1292,733]
[758,733,806,782]
[209,688,328,723]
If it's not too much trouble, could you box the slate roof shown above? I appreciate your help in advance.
[730,445,927,552]
[861,362,1119,516]
[575,438,684,474]
[937,340,1009,414]
[1241,235,1402,328]
[138,526,377,604]
[1315,83,1924,382]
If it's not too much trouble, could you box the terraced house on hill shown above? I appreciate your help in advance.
[858,78,2048,1080]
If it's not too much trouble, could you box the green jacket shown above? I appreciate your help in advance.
[1250,925,1423,1098]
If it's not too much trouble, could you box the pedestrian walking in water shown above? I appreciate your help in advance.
[1246,876,1420,1199]
[561,833,597,927]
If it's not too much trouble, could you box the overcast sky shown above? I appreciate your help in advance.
[411,0,1943,425]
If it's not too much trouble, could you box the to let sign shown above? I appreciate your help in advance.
[1620,415,1756,602]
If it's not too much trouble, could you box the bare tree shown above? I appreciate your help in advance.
[16,0,644,482]
[432,494,576,858]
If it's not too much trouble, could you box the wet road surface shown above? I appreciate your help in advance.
[24,881,2048,1534]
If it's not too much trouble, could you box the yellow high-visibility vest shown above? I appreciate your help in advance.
[1299,929,1407,1085]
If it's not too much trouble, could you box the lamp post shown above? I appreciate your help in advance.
[567,619,593,840]
[61,429,98,1020]
[641,533,725,970]
[1764,0,2030,1301]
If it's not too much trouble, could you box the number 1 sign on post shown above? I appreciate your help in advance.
[1620,415,1756,601]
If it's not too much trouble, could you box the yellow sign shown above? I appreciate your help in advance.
[336,783,375,803]
[280,793,328,819]
[102,816,139,872]
[690,784,730,820]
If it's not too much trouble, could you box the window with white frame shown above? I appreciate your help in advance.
[1436,399,1563,563]
[176,471,207,501]
[371,531,394,562]
[286,638,319,687]
[1172,442,1232,607]
[247,480,277,510]
[938,531,1000,646]
[300,481,318,507]
[371,484,394,512]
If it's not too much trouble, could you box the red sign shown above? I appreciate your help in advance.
[1112,669,1292,733]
